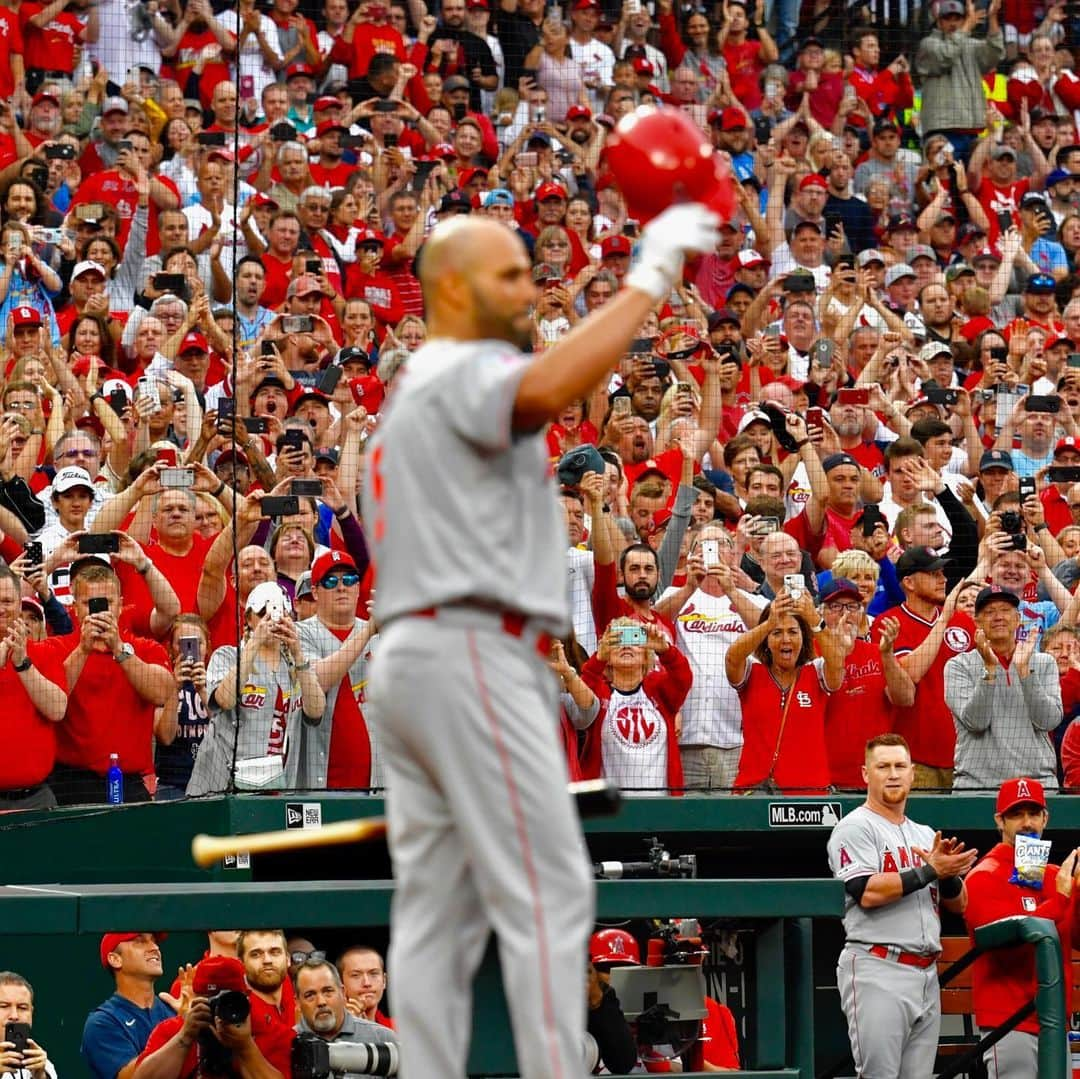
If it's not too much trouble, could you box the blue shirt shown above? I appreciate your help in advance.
[81,993,175,1079]
[1012,448,1054,479]
[1031,238,1068,275]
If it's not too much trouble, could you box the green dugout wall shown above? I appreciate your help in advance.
[0,793,1057,1076]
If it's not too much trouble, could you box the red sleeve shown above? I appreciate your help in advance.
[964,863,1069,937]
[26,638,66,692]
[329,32,351,64]
[580,652,612,699]
[700,998,740,1069]
[1062,716,1080,788]
[406,43,433,113]
[137,1017,195,1073]
[1042,485,1072,537]
[590,558,622,640]
[647,644,692,714]
[0,535,22,563]
[132,634,171,669]
[656,10,686,68]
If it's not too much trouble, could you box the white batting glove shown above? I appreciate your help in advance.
[625,203,721,302]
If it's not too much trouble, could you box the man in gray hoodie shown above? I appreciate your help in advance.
[915,0,1005,163]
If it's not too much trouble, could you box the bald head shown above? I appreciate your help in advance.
[419,218,536,345]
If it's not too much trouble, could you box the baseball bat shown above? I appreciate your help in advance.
[190,779,621,868]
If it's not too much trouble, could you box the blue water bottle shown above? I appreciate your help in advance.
[106,753,123,805]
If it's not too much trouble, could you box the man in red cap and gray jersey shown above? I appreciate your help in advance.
[363,201,718,1078]
[828,733,976,1077]
[963,777,1080,1078]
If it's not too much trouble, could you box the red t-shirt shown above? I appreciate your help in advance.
[247,979,296,1037]
[722,40,765,110]
[71,171,180,254]
[976,177,1030,242]
[19,3,83,72]
[0,10,25,100]
[733,659,832,792]
[40,630,171,774]
[623,449,692,492]
[137,1010,294,1078]
[874,604,975,768]
[261,251,294,310]
[844,440,886,479]
[325,624,373,789]
[0,640,67,788]
[329,21,405,77]
[343,266,405,327]
[161,26,237,109]
[823,638,893,788]
[383,233,424,316]
[140,533,215,616]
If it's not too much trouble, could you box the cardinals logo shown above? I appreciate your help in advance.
[945,626,972,652]
[612,704,661,748]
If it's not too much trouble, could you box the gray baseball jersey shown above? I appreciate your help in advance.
[363,339,569,634]
[828,804,942,954]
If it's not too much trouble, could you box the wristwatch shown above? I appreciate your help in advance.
[12,655,31,672]
[115,642,135,664]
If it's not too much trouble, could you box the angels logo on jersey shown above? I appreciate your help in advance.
[613,704,661,748]
[944,626,972,652]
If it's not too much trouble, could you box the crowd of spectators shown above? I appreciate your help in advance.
[7,0,1080,806]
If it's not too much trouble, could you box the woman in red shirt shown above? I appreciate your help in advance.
[725,589,848,792]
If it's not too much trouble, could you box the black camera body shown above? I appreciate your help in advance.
[1000,510,1023,535]
[208,989,250,1026]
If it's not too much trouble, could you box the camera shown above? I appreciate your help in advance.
[594,837,697,880]
[1000,510,1023,535]
[292,1034,399,1078]
[208,988,250,1026]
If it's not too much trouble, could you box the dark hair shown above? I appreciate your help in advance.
[618,542,658,577]
[754,605,814,668]
[744,495,786,520]
[910,417,952,444]
[722,433,760,469]
[236,254,266,276]
[746,463,784,489]
[236,929,287,960]
[368,53,399,80]
[157,118,189,161]
[691,474,716,497]
[884,437,924,467]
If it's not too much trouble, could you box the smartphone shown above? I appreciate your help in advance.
[410,159,438,191]
[178,636,200,663]
[75,203,103,222]
[160,467,195,488]
[304,258,321,276]
[155,447,178,467]
[837,387,869,406]
[1050,466,1080,483]
[824,212,843,236]
[860,504,885,537]
[675,380,694,397]
[260,339,278,358]
[317,365,342,395]
[996,210,1014,235]
[700,539,720,567]
[1019,476,1037,502]
[341,133,370,149]
[989,346,1009,364]
[753,116,772,145]
[611,395,632,417]
[616,624,647,646]
[628,338,654,355]
[517,151,538,167]
[291,478,322,496]
[806,406,825,431]
[136,377,161,412]
[784,573,805,597]
[261,495,300,517]
[195,130,227,146]
[45,143,76,160]
[281,429,306,451]
[23,541,42,568]
[348,377,366,405]
[811,339,835,367]
[5,233,20,257]
[241,416,267,434]
[217,397,235,421]
[116,139,134,153]
[79,534,120,555]
[282,314,315,334]
[1068,353,1080,369]
[4,1023,29,1057]
[107,388,128,416]
[1026,394,1061,413]
[753,516,780,535]
[269,122,297,141]
[87,596,109,615]
[924,386,959,406]
[153,272,186,293]
[382,131,398,149]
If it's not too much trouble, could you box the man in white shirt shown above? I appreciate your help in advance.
[0,972,56,1079]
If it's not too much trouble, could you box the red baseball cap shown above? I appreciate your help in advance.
[316,119,347,138]
[179,331,209,354]
[11,306,41,328]
[100,933,167,970]
[600,234,632,258]
[631,57,654,75]
[535,181,568,202]
[193,956,248,996]
[1055,436,1080,456]
[995,777,1047,815]
[719,106,748,130]
[313,95,343,112]
[566,104,592,121]
[355,227,386,247]
[252,192,279,209]
[798,173,828,191]
[285,63,316,79]
[32,90,60,108]
[311,549,359,584]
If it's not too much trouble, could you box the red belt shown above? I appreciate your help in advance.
[868,944,939,969]
[413,607,553,657]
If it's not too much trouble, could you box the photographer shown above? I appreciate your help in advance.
[0,972,54,1079]
[134,957,287,1079]
[294,958,395,1051]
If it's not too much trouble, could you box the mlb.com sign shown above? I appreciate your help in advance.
[768,802,842,828]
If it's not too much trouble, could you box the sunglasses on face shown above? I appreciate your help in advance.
[318,572,360,589]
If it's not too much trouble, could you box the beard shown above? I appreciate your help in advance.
[625,580,654,601]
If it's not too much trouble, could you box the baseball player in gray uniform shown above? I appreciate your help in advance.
[828,732,978,1078]
[362,205,719,1079]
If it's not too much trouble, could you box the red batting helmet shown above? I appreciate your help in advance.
[589,928,641,967]
[603,105,737,224]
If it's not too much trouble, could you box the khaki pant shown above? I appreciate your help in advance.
[680,745,742,791]
[912,763,953,791]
